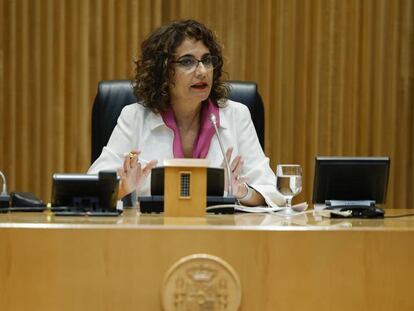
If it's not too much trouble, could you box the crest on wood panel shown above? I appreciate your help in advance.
[161,254,241,311]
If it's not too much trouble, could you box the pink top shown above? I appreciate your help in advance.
[161,99,220,158]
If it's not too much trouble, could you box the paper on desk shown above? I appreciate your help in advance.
[235,202,308,214]
[235,205,284,213]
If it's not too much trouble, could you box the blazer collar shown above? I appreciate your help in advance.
[147,111,166,131]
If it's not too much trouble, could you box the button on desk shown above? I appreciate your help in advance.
[1,209,414,310]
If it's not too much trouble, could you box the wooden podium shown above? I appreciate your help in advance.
[163,159,209,217]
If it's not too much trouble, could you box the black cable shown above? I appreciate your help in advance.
[384,213,414,219]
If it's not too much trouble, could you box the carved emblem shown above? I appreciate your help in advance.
[161,254,242,310]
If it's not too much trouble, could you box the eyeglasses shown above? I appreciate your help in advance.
[171,55,219,72]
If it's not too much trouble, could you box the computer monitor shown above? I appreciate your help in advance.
[312,156,390,205]
[51,171,119,212]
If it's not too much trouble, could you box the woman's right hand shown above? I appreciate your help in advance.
[117,150,157,199]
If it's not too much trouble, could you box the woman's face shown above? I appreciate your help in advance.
[169,38,214,108]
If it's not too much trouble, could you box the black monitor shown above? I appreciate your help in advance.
[51,171,120,212]
[312,156,390,205]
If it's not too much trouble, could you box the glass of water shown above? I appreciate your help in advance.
[276,164,302,215]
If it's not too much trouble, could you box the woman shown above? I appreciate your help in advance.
[88,19,284,207]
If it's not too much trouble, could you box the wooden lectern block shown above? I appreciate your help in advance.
[163,159,209,217]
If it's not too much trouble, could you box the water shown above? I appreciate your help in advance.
[276,175,302,198]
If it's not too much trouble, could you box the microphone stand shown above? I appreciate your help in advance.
[0,170,10,208]
[209,114,233,196]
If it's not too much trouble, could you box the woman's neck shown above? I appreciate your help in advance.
[171,101,203,158]
[172,101,202,132]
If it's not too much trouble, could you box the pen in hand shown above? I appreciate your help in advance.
[123,152,150,165]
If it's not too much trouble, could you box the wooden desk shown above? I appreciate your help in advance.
[1,209,414,310]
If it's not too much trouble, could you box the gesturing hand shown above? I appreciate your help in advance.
[117,150,157,199]
[222,147,248,198]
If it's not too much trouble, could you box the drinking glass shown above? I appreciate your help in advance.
[276,164,303,215]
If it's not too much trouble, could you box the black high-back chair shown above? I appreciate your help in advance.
[91,80,264,164]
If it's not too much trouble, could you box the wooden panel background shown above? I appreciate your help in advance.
[0,0,413,208]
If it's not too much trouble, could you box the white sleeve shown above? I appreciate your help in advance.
[88,105,138,174]
[235,105,285,207]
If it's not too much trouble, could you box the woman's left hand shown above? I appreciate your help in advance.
[223,147,248,198]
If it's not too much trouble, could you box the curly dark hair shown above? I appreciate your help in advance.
[133,19,229,113]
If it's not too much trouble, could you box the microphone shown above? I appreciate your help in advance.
[209,113,233,196]
[0,170,10,208]
[0,170,7,195]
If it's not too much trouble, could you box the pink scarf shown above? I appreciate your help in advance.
[161,99,219,158]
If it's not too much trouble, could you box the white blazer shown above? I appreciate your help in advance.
[88,100,285,207]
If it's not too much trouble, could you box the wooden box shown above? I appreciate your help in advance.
[163,159,209,217]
